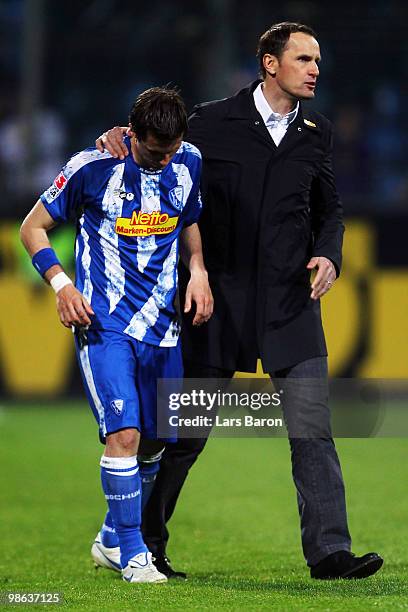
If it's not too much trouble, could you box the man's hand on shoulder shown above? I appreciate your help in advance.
[307,256,337,300]
[184,269,214,326]
[95,126,129,160]
[56,284,95,328]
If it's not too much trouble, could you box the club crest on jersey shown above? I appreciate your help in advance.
[169,186,184,210]
[115,210,179,236]
[110,399,124,416]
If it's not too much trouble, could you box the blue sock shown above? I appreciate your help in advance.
[138,450,162,512]
[100,455,148,568]
[100,511,119,548]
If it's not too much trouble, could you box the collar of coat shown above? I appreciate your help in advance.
[226,79,320,133]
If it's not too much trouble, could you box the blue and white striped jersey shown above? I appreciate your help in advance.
[40,137,202,347]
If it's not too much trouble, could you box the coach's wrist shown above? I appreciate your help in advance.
[189,261,208,277]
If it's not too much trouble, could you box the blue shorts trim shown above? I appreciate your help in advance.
[75,330,182,443]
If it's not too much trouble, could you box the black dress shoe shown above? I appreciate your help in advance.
[152,554,187,580]
[311,550,383,579]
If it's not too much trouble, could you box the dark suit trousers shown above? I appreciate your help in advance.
[141,361,230,557]
[141,357,351,566]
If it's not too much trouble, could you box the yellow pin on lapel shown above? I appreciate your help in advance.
[304,119,317,128]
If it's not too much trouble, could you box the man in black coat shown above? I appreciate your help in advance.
[97,22,382,580]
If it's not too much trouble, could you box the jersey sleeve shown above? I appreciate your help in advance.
[40,153,86,223]
[182,153,203,227]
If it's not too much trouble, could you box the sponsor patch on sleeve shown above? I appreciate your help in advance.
[43,171,68,203]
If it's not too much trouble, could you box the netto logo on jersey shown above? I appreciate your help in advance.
[115,210,179,236]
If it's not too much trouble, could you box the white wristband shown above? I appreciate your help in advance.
[50,271,73,294]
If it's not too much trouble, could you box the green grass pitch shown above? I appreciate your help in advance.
[1,402,407,610]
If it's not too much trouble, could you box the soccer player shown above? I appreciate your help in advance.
[20,87,213,584]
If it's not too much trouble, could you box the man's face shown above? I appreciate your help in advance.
[273,32,321,100]
[131,131,183,171]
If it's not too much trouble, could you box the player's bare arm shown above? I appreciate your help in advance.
[180,223,213,326]
[20,201,94,328]
[96,126,128,159]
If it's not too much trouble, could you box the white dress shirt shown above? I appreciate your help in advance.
[253,82,299,146]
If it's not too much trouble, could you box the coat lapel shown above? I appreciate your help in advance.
[272,104,321,160]
[223,81,322,157]
[274,104,304,155]
[226,81,277,150]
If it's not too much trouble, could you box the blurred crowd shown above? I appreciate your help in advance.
[0,0,407,217]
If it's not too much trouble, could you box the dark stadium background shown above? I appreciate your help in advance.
[0,0,407,396]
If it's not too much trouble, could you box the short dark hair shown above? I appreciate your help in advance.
[129,86,188,143]
[256,22,317,78]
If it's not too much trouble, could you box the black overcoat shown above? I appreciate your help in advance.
[180,81,344,373]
